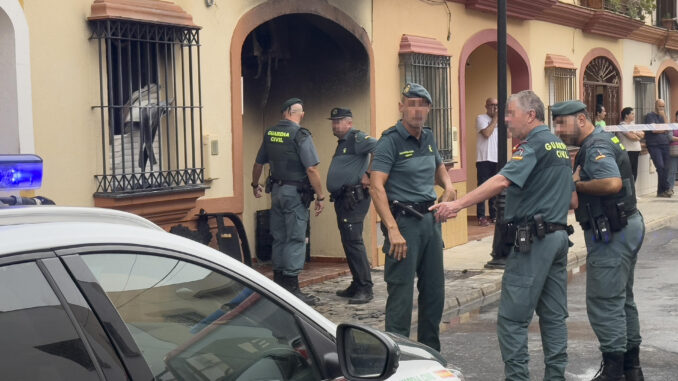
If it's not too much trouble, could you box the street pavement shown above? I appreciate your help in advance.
[306,192,678,336]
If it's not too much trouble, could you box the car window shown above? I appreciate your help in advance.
[81,253,321,381]
[0,262,102,380]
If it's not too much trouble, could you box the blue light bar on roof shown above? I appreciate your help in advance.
[0,154,43,190]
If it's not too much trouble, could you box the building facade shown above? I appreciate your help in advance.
[2,0,676,266]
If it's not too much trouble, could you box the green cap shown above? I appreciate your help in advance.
[328,107,352,120]
[401,82,432,104]
[281,98,303,112]
[551,100,587,117]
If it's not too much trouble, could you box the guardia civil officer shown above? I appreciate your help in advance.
[553,100,645,381]
[432,90,575,380]
[370,83,455,351]
[251,98,325,306]
[327,107,376,304]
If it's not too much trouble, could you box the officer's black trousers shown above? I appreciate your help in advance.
[334,194,373,290]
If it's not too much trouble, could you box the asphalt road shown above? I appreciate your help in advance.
[439,227,678,380]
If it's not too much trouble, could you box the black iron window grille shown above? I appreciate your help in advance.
[635,76,657,123]
[547,68,577,130]
[90,19,204,195]
[401,53,454,163]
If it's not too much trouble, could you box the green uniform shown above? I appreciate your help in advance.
[255,119,319,276]
[372,121,444,351]
[574,127,644,354]
[497,125,573,380]
[328,128,377,292]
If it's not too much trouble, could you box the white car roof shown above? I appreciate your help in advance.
[0,206,336,334]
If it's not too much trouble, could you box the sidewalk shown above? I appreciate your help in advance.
[306,192,678,333]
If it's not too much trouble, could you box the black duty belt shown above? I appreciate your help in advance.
[580,208,638,230]
[389,200,435,220]
[269,177,307,188]
[330,184,368,202]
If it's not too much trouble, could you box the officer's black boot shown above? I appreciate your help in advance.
[273,270,283,285]
[623,346,644,381]
[336,282,357,298]
[348,286,373,305]
[282,275,317,306]
[592,352,626,381]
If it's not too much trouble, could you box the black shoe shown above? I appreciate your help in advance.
[282,275,317,306]
[336,283,358,298]
[592,352,625,381]
[624,346,644,381]
[348,288,373,304]
[484,256,507,269]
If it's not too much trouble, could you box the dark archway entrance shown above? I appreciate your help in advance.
[583,57,621,125]
[240,13,371,260]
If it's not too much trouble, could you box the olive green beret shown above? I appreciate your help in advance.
[551,100,587,117]
[281,98,303,112]
[401,82,432,104]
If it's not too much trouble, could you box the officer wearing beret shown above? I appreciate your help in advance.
[553,100,645,381]
[370,83,455,351]
[432,90,575,379]
[327,107,376,304]
[251,98,325,306]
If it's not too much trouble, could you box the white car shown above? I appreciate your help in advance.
[0,205,464,381]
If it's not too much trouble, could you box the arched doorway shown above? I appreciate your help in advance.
[581,50,622,126]
[459,30,531,219]
[232,2,374,261]
[0,0,34,154]
[657,60,678,120]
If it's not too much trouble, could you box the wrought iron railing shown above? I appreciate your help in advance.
[401,53,454,163]
[89,19,204,194]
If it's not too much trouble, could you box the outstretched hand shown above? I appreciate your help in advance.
[429,201,462,223]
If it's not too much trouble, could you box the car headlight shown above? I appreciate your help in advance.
[446,366,465,381]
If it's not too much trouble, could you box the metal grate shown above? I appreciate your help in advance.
[636,76,657,123]
[90,19,204,194]
[547,68,577,129]
[401,53,454,163]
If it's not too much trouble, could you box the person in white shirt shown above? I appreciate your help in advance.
[475,97,499,226]
[616,107,643,183]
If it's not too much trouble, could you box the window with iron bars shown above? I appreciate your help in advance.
[400,53,455,163]
[547,68,577,131]
[89,19,205,194]
[635,76,656,124]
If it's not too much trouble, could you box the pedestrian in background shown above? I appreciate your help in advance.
[251,98,325,306]
[644,99,672,197]
[370,83,455,351]
[432,90,575,380]
[476,97,499,226]
[327,107,376,304]
[616,107,643,183]
[595,104,607,128]
[553,100,645,381]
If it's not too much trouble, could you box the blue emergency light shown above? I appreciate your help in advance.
[0,155,43,190]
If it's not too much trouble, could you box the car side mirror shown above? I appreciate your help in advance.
[336,323,400,381]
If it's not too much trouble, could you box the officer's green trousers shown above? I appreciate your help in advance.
[497,230,569,381]
[270,184,308,276]
[584,212,644,353]
[383,212,444,351]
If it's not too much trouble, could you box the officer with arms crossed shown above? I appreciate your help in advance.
[431,90,576,380]
[251,98,325,306]
[327,107,376,304]
[370,83,455,351]
[553,100,645,381]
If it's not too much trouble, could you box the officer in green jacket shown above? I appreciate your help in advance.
[370,83,455,351]
[553,100,645,381]
[251,98,325,306]
[327,107,377,304]
[432,90,575,380]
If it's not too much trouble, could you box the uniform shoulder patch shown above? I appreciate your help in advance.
[298,127,311,137]
[511,141,529,161]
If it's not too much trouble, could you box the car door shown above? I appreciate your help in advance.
[0,253,128,380]
[59,245,339,381]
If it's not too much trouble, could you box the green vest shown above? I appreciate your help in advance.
[574,131,636,226]
[263,121,308,182]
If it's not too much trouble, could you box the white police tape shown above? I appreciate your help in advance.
[603,123,678,132]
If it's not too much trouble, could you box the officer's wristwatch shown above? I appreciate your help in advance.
[251,182,259,188]
[316,196,325,201]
